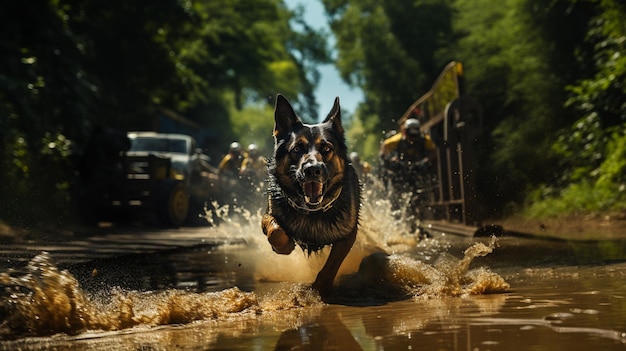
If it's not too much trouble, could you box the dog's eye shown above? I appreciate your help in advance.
[321,144,333,154]
[291,145,303,154]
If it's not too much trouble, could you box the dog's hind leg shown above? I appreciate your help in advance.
[312,228,357,297]
[262,213,296,254]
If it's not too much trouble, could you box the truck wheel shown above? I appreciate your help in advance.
[156,179,189,227]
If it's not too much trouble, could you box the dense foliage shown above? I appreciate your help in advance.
[1,0,625,227]
[525,0,626,217]
[0,0,330,226]
[324,0,626,219]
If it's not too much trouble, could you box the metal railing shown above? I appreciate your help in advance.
[396,61,483,226]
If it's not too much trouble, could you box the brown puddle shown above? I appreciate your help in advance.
[0,199,625,350]
[0,236,507,340]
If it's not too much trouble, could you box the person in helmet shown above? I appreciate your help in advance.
[380,118,436,172]
[238,143,267,211]
[218,141,244,178]
[240,143,266,182]
[379,118,437,207]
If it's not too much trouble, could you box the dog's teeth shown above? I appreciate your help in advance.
[303,181,324,205]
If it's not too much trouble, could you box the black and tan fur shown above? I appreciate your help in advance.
[262,94,360,297]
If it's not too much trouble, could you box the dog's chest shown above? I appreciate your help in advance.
[282,209,356,252]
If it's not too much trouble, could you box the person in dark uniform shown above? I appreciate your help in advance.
[379,118,437,214]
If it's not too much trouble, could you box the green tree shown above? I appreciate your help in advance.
[322,0,454,144]
[528,0,626,217]
[449,0,596,215]
[324,0,624,219]
[0,0,330,227]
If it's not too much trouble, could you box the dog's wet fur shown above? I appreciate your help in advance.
[262,94,360,297]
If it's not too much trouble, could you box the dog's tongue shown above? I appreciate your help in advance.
[304,181,324,205]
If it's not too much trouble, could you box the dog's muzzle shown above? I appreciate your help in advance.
[301,163,327,205]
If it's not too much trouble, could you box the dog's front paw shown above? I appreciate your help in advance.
[262,214,295,255]
[268,227,295,254]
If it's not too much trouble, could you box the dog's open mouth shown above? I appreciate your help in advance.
[303,181,324,205]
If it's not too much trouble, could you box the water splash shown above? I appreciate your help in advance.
[331,236,509,304]
[0,253,261,339]
[0,195,509,339]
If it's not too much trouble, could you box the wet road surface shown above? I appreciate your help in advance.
[1,203,626,350]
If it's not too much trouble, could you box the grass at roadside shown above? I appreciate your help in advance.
[488,213,626,241]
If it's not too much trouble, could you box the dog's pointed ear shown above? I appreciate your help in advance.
[323,97,343,135]
[274,94,301,139]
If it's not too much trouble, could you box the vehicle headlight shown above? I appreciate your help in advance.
[171,161,187,180]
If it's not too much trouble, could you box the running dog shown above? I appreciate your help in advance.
[262,94,360,297]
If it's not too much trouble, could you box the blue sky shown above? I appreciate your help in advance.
[283,0,363,119]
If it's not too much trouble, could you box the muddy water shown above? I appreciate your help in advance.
[1,199,626,350]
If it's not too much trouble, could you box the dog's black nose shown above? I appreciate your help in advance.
[303,163,326,180]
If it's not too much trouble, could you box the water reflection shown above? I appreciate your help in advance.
[0,197,625,350]
[0,235,507,340]
[274,309,363,351]
[67,244,256,293]
[1,261,626,350]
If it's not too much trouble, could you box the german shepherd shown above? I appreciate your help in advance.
[262,94,360,297]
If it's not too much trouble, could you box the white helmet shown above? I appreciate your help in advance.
[350,152,360,163]
[404,118,421,136]
[247,143,259,156]
[229,141,242,153]
[404,118,420,129]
